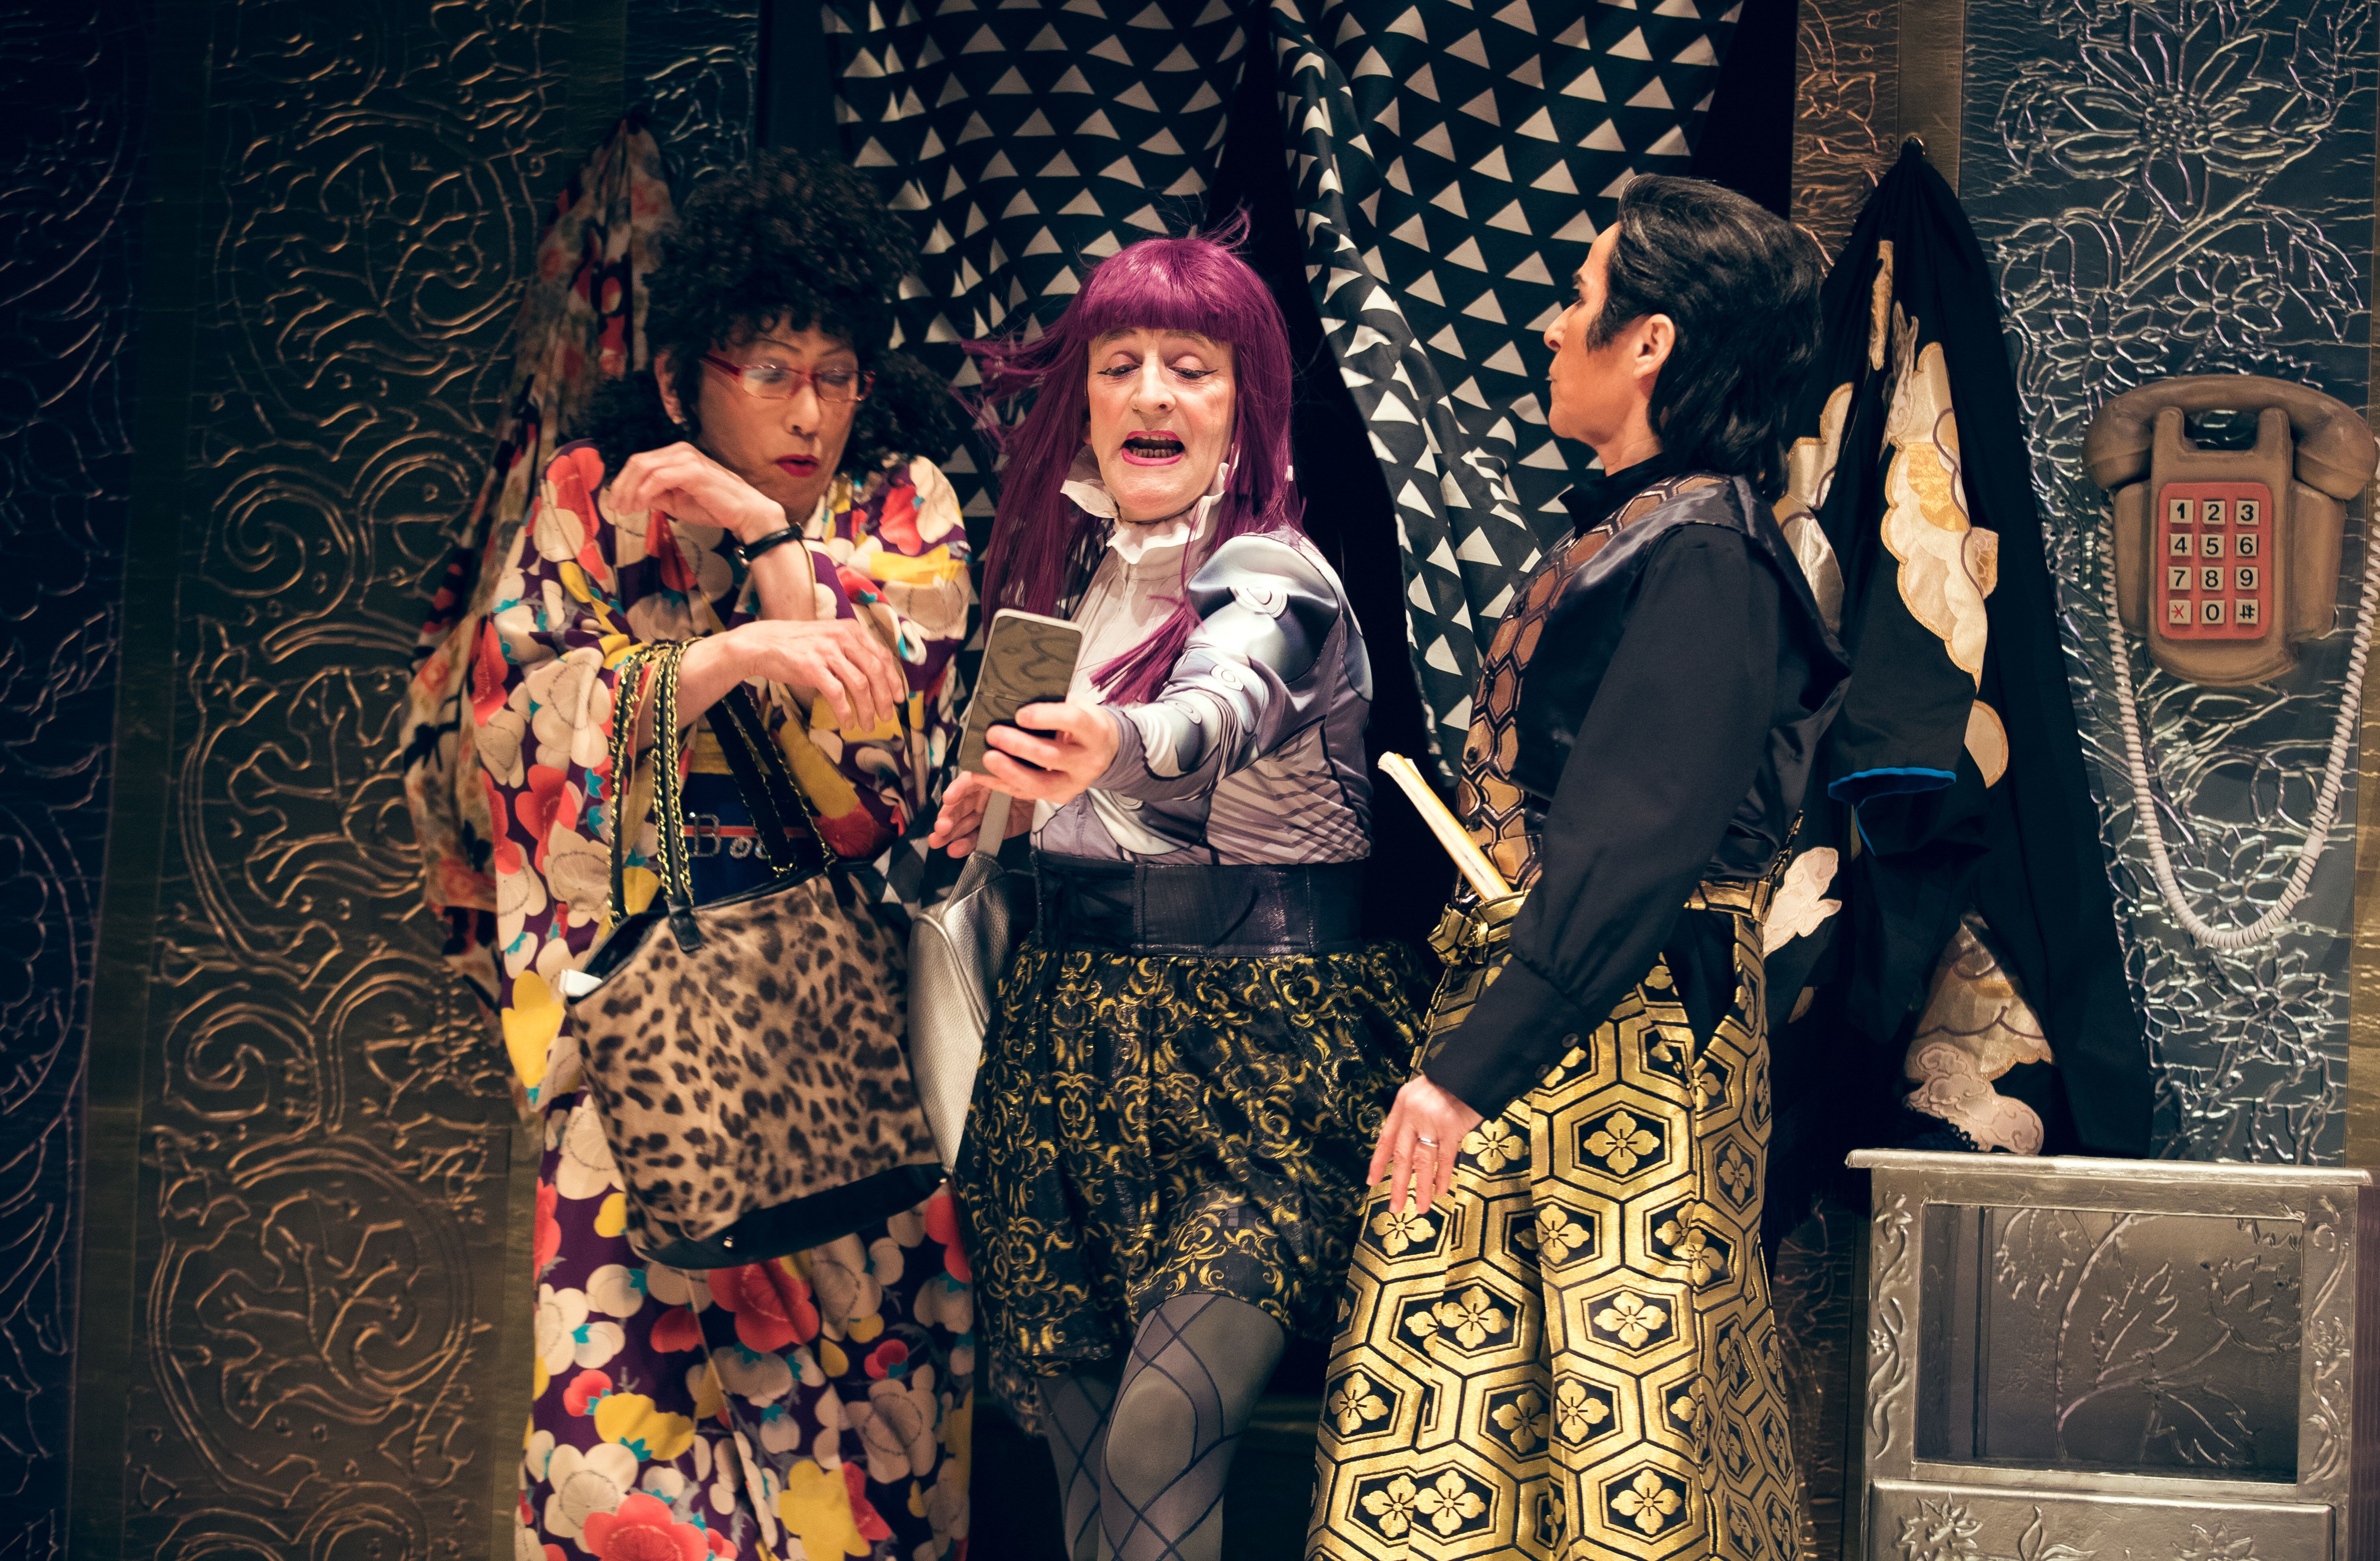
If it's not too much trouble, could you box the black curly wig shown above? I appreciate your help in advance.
[577,149,961,474]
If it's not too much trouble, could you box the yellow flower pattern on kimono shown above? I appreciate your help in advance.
[779,1459,873,1559]
[486,437,978,1561]
[1490,1389,1549,1453]
[1611,1468,1685,1536]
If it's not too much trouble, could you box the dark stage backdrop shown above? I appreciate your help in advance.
[0,2,147,1553]
[0,1,759,1557]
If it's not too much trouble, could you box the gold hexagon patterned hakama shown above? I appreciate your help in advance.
[1309,903,1806,1561]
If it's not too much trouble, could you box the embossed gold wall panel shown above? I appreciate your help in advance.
[628,0,761,187]
[64,2,771,1553]
[1792,0,1967,258]
[1791,0,1896,257]
[75,1,580,1554]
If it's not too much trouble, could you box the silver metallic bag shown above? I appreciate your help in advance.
[906,791,1026,1167]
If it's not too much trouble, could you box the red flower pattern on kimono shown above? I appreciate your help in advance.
[709,1261,823,1354]
[488,444,976,1560]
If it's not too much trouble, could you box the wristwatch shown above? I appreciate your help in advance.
[728,525,802,565]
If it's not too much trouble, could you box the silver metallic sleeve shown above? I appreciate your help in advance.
[1092,534,1343,801]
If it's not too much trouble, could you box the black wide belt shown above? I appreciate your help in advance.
[1033,851,1368,956]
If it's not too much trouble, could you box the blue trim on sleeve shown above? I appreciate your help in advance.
[1826,765,1957,803]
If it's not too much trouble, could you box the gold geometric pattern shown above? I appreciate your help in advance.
[1309,911,1806,1559]
[1454,474,1728,891]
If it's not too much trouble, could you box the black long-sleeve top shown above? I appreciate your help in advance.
[1420,465,1847,1119]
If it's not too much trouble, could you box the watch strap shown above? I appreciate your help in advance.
[732,525,803,564]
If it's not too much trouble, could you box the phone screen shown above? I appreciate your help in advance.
[957,609,1084,774]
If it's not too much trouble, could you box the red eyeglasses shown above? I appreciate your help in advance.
[700,353,875,405]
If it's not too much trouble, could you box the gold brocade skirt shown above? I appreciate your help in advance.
[1308,883,1808,1560]
[953,940,1423,1421]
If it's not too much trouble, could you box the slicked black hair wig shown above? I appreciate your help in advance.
[1587,176,1824,499]
[578,149,959,473]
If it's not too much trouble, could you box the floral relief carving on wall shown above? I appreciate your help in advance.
[1961,0,2376,1159]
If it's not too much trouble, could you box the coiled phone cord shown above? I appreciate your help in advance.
[2101,504,2380,950]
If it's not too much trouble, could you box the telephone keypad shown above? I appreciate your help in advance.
[2157,480,2275,640]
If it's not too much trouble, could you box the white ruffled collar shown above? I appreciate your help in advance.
[1060,446,1230,566]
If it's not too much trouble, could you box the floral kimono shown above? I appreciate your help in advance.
[478,440,975,1561]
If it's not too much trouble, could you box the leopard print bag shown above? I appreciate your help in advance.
[563,643,941,1268]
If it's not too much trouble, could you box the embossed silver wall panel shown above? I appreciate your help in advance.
[0,2,147,1554]
[1960,0,2376,1161]
[1915,1207,2302,1478]
[1872,1479,2332,1560]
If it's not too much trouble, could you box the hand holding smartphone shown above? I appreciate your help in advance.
[957,609,1084,774]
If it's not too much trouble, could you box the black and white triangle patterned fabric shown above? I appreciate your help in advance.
[1268,0,1738,768]
[830,0,1738,787]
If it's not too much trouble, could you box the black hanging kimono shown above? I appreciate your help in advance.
[1765,144,2150,1224]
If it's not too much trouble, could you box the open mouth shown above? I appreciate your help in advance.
[1120,433,1185,465]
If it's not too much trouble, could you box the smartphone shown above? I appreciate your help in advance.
[957,608,1084,774]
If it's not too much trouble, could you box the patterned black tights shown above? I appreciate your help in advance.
[1039,1292,1286,1561]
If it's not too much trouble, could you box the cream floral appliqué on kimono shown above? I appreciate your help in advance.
[1881,305,1998,686]
[1763,846,1842,956]
[1778,383,1849,637]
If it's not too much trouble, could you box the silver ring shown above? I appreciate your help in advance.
[1415,1136,1439,1149]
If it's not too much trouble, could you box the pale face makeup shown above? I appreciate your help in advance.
[1542,226,1669,467]
[658,317,861,522]
[1084,328,1236,525]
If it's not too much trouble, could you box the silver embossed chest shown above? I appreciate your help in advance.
[1850,1150,2376,1561]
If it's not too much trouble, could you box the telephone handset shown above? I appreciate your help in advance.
[2081,376,2379,950]
[2085,375,2375,686]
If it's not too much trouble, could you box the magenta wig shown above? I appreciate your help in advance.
[969,221,1302,705]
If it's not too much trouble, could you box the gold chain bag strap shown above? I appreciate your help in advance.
[567,642,941,1268]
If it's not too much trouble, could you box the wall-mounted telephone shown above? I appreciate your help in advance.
[2081,376,2379,950]
[2085,375,2374,687]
